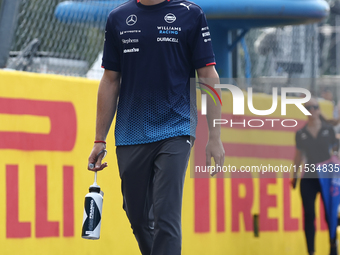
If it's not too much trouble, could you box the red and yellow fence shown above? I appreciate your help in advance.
[0,70,334,254]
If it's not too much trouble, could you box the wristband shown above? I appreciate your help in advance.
[94,140,106,144]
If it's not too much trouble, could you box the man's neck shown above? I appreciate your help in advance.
[307,117,322,127]
[139,0,166,6]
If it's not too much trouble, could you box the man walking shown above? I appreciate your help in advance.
[88,0,224,254]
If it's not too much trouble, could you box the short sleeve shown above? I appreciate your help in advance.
[188,10,216,70]
[295,131,303,151]
[101,16,121,72]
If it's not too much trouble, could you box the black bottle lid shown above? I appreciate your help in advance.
[89,185,101,193]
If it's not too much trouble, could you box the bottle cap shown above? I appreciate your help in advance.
[89,184,101,193]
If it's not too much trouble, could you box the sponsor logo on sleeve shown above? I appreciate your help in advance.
[202,32,210,37]
[201,27,212,42]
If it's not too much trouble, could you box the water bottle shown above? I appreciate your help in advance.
[81,171,104,240]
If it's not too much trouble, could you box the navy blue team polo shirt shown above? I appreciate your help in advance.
[102,0,216,146]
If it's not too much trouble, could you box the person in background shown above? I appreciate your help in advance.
[321,87,338,120]
[292,98,339,255]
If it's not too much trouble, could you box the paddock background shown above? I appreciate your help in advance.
[0,70,333,255]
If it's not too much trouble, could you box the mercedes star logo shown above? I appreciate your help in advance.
[126,14,137,26]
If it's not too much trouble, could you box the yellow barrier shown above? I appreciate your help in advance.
[0,70,333,255]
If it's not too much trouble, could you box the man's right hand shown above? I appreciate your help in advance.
[87,143,108,171]
[87,70,120,172]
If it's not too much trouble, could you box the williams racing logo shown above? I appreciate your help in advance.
[157,26,181,35]
[157,26,180,43]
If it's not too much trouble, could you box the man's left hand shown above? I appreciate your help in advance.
[206,138,225,176]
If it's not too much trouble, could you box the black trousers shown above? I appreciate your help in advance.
[116,136,192,255]
[300,178,336,254]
